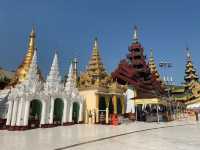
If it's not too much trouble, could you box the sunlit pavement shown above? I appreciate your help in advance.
[0,120,199,150]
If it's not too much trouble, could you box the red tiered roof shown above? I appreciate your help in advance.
[112,32,164,99]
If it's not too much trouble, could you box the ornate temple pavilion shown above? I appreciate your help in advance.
[0,28,84,130]
[112,26,169,122]
[112,26,165,99]
[183,48,200,109]
[184,48,200,97]
[78,38,126,124]
[170,48,200,105]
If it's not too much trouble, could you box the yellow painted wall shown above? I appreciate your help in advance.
[79,89,98,111]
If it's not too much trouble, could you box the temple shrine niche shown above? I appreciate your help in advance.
[78,38,126,124]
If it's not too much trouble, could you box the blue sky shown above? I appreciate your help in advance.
[0,0,200,84]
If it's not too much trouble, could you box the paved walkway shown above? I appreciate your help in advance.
[0,120,199,150]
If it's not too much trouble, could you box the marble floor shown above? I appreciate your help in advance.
[0,120,199,150]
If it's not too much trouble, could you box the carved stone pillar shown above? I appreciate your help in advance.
[96,95,99,123]
[106,107,109,124]
[23,100,30,126]
[49,98,54,124]
[68,103,73,123]
[11,100,19,126]
[113,95,117,114]
[6,100,14,126]
[95,108,99,123]
[85,109,88,124]
[121,96,125,114]
[79,103,83,122]
[105,96,110,108]
[40,101,46,125]
[16,98,23,126]
[92,109,95,124]
[62,100,67,123]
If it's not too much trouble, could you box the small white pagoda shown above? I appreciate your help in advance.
[5,45,84,130]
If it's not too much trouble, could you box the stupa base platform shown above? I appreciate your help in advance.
[7,126,29,131]
[63,122,74,126]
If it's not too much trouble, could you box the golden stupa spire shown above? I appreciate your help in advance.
[87,37,106,76]
[93,37,99,54]
[149,49,161,81]
[79,37,109,88]
[23,26,36,65]
[184,47,199,84]
[10,26,37,85]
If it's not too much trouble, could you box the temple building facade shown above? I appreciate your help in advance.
[183,48,200,109]
[112,26,164,99]
[6,51,84,130]
[0,28,40,122]
[0,68,15,124]
[1,25,200,127]
[171,48,200,103]
[78,38,126,124]
[184,48,200,97]
[0,28,84,130]
[112,26,169,122]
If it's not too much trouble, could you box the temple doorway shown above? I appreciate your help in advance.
[109,98,114,114]
[28,99,42,128]
[117,97,122,114]
[53,98,64,125]
[99,96,106,110]
[99,96,106,123]
[72,102,79,123]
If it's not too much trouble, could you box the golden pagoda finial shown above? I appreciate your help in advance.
[92,37,99,55]
[150,48,153,58]
[148,49,162,82]
[10,27,37,85]
[133,25,139,43]
[186,47,192,61]
[31,24,35,35]
[28,25,36,51]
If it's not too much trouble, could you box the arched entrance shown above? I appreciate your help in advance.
[72,102,79,124]
[53,98,64,125]
[29,99,42,128]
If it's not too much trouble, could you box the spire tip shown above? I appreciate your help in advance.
[93,37,99,52]
[133,25,139,43]
[150,48,153,57]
